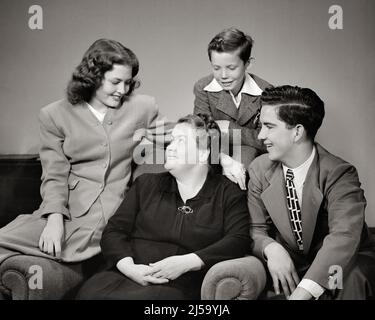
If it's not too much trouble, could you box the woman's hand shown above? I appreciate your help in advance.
[117,257,169,286]
[264,242,300,298]
[148,254,204,281]
[220,153,247,190]
[39,213,65,259]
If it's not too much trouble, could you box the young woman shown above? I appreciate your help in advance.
[0,39,169,264]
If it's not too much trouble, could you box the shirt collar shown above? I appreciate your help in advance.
[86,102,107,123]
[282,146,316,180]
[203,73,263,96]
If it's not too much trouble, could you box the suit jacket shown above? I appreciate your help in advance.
[36,94,169,222]
[193,73,272,165]
[248,143,375,289]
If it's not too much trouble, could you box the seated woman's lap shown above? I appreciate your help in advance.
[76,269,203,300]
[0,213,49,264]
[0,198,106,263]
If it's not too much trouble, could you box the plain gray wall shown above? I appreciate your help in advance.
[0,0,374,225]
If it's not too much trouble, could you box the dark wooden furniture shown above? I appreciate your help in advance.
[0,155,42,227]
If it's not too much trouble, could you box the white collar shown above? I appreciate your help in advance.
[86,102,107,123]
[203,73,263,96]
[282,146,316,180]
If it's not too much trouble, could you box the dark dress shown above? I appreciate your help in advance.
[77,171,251,300]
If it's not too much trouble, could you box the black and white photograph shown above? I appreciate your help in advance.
[0,0,374,310]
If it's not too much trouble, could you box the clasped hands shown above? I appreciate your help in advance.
[117,254,204,287]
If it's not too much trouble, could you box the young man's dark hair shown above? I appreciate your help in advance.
[261,85,325,140]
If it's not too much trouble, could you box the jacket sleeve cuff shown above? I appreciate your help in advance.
[298,279,325,299]
[39,203,71,220]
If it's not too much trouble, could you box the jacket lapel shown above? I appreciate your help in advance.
[216,91,239,120]
[237,94,260,125]
[301,150,323,254]
[261,147,324,254]
[261,164,299,251]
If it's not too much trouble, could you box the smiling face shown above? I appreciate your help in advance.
[258,104,297,165]
[91,64,133,109]
[210,49,249,96]
[164,123,205,174]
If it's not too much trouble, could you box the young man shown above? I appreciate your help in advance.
[248,85,375,300]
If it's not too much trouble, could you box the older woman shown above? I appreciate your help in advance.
[76,114,251,300]
[0,39,169,264]
[194,28,272,172]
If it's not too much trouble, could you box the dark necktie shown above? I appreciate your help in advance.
[285,169,303,251]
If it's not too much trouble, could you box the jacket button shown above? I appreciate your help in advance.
[107,121,113,125]
[102,162,107,168]
[102,142,108,147]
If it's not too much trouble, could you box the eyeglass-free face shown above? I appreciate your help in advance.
[210,49,250,96]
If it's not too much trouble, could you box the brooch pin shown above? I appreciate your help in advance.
[178,205,194,214]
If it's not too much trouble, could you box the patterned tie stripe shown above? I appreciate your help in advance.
[285,169,304,251]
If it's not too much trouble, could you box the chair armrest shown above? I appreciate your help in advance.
[0,255,85,300]
[201,256,267,300]
[0,290,6,300]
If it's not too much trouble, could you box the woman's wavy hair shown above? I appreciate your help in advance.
[177,113,222,172]
[66,39,140,105]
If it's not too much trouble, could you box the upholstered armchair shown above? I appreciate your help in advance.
[0,253,266,300]
[0,254,101,300]
[0,154,266,300]
[201,256,266,299]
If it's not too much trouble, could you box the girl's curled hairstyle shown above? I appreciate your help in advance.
[67,39,140,105]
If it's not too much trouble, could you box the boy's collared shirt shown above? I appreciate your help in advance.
[203,73,263,108]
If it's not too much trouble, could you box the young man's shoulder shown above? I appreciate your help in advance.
[249,144,357,175]
[315,143,358,179]
[249,153,275,173]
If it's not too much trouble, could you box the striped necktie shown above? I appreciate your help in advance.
[285,169,303,251]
